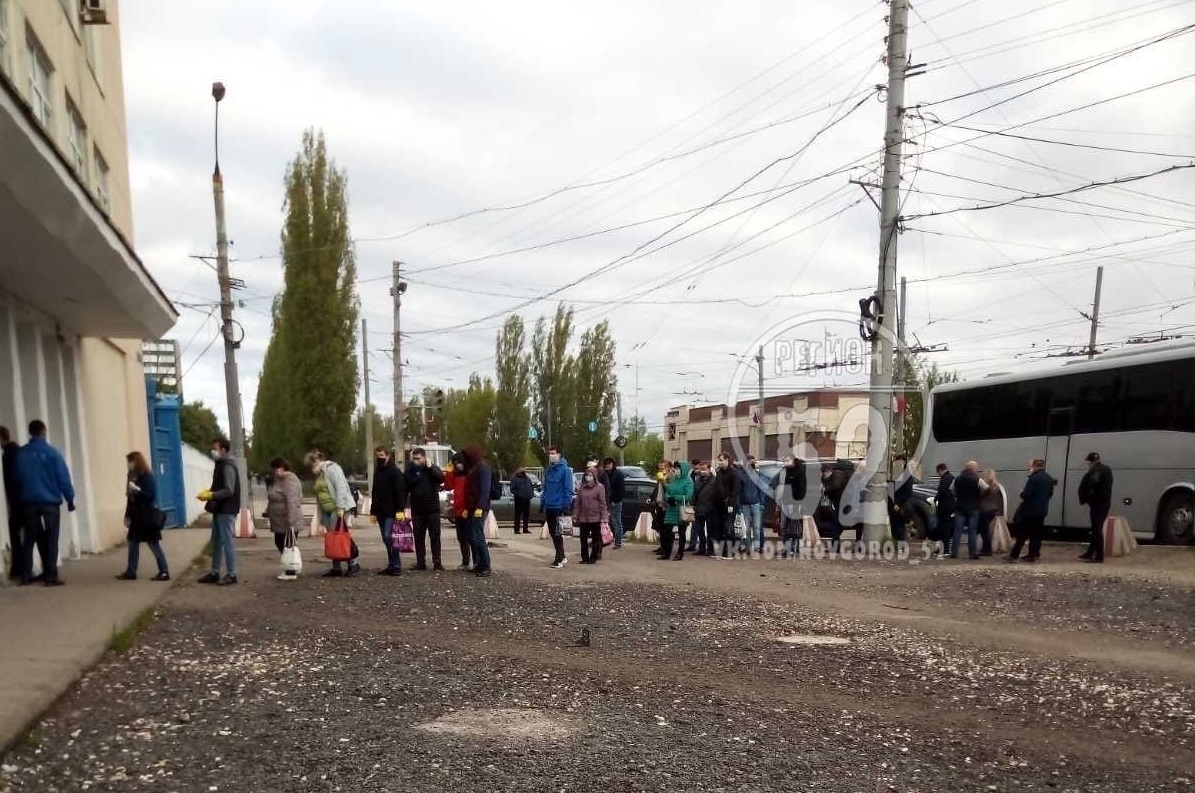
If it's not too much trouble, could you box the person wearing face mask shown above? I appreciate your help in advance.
[461,445,495,577]
[574,467,608,564]
[405,447,446,570]
[370,445,408,576]
[709,453,741,559]
[116,451,169,581]
[304,449,359,577]
[443,452,472,570]
[660,460,694,561]
[264,457,304,566]
[196,438,240,585]
[541,445,574,569]
[689,461,715,555]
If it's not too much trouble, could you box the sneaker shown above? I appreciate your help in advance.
[115,572,136,581]
[474,569,493,577]
[152,572,171,582]
[457,563,471,571]
[220,574,238,585]
[198,572,220,584]
[550,558,568,569]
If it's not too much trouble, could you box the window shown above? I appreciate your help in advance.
[93,148,110,212]
[27,31,54,129]
[83,22,100,82]
[1122,363,1175,432]
[1075,371,1123,434]
[66,98,87,178]
[0,0,10,77]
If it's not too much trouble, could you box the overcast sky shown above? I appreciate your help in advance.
[121,0,1195,436]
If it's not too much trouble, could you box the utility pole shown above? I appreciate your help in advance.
[616,392,625,466]
[210,82,252,525]
[893,276,908,456]
[362,318,373,491]
[1087,266,1104,359]
[862,0,911,544]
[391,261,406,460]
[755,345,765,459]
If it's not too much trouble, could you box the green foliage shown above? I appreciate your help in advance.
[346,409,395,477]
[109,607,157,654]
[441,373,497,452]
[900,359,960,457]
[491,315,531,478]
[251,129,359,471]
[179,401,223,451]
[611,415,663,471]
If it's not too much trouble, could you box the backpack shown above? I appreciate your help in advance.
[489,473,503,502]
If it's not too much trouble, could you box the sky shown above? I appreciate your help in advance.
[120,0,1195,437]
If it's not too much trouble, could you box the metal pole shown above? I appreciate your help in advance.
[863,0,911,544]
[362,317,373,491]
[1087,266,1104,359]
[391,261,405,459]
[755,345,765,459]
[210,84,252,524]
[616,392,625,466]
[894,276,908,456]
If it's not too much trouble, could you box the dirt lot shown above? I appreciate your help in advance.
[2,529,1193,792]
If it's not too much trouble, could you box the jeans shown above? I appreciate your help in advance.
[742,502,764,552]
[689,514,708,552]
[513,497,532,534]
[468,515,491,572]
[413,512,442,567]
[1009,515,1045,559]
[378,517,401,572]
[545,509,566,563]
[211,512,237,575]
[23,504,61,580]
[454,517,471,566]
[608,502,624,547]
[579,521,602,562]
[126,540,169,576]
[322,510,356,572]
[952,508,980,558]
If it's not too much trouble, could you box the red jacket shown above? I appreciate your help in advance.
[444,466,468,518]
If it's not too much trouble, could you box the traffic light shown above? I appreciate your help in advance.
[428,388,446,412]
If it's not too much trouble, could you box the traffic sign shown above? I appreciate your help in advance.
[614,435,628,448]
[587,421,598,432]
[528,427,539,440]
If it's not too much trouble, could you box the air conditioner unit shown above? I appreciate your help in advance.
[80,0,109,25]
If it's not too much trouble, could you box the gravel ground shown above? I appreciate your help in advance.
[2,538,1194,792]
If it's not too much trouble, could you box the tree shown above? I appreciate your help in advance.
[491,316,531,478]
[346,409,394,477]
[180,401,223,451]
[611,415,663,472]
[251,129,358,471]
[901,359,959,458]
[530,305,574,463]
[441,373,496,452]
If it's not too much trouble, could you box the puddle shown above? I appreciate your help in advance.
[415,708,581,742]
[774,635,851,646]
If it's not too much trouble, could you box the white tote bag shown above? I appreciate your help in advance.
[484,511,500,540]
[800,515,822,550]
[634,511,653,541]
[990,516,1013,555]
[540,522,550,540]
[279,529,302,579]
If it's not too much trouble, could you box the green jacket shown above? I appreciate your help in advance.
[663,461,694,525]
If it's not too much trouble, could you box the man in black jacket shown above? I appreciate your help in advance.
[370,446,408,576]
[1008,459,1056,563]
[1,426,22,581]
[690,461,716,554]
[1078,452,1114,563]
[198,437,240,585]
[933,463,956,556]
[510,469,535,535]
[405,447,445,570]
[601,458,626,548]
[950,461,985,560]
[711,453,741,558]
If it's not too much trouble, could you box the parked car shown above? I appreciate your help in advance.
[620,477,658,532]
[617,465,650,480]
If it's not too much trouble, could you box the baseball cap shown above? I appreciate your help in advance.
[1084,452,1100,462]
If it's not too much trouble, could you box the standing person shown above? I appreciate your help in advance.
[461,445,494,577]
[1,425,22,581]
[1078,452,1113,563]
[814,464,843,552]
[510,469,535,535]
[15,420,75,586]
[950,461,986,560]
[977,469,1003,557]
[888,454,914,544]
[711,453,741,559]
[370,446,408,576]
[601,458,626,549]
[443,453,472,570]
[651,462,670,557]
[690,461,715,555]
[1008,459,1056,563]
[541,446,574,569]
[196,438,240,585]
[739,456,766,556]
[933,463,957,556]
[574,467,608,564]
[405,447,446,570]
[775,456,808,557]
[659,461,694,561]
[305,449,359,578]
[265,457,304,561]
[116,451,169,581]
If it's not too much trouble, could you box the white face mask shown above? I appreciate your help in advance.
[584,475,594,484]
[210,450,222,461]
[549,454,560,464]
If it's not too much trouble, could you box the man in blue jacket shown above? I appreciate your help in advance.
[16,420,75,586]
[1008,458,1056,563]
[541,445,574,569]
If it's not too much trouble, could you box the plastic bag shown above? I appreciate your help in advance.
[990,516,1013,555]
[279,530,302,578]
[484,511,500,540]
[392,518,416,553]
[600,522,614,547]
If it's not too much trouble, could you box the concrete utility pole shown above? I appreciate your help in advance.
[210,82,252,522]
[391,261,406,459]
[862,0,911,544]
[362,317,373,491]
[893,276,908,456]
[755,345,765,458]
[1087,266,1104,359]
[616,392,624,465]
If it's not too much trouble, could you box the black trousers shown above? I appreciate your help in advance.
[1009,515,1046,559]
[273,532,287,554]
[513,497,532,534]
[660,523,686,558]
[1084,504,1110,560]
[7,507,23,579]
[579,521,601,562]
[414,511,443,567]
[545,509,566,563]
[454,517,471,566]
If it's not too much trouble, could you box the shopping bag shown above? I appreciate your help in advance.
[308,510,325,538]
[800,515,822,550]
[324,518,354,562]
[279,530,302,578]
[559,515,576,538]
[733,513,747,540]
[540,522,550,540]
[484,511,500,540]
[634,512,653,541]
[1103,515,1137,557]
[990,516,1013,555]
[600,521,614,547]
[392,518,416,553]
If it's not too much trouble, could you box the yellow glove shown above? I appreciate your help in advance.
[473,509,483,518]
[445,463,454,473]
[336,509,345,518]
[369,515,378,524]
[196,490,213,502]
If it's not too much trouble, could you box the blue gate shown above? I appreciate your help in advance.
[145,377,185,528]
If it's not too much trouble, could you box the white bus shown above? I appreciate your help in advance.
[918,340,1195,544]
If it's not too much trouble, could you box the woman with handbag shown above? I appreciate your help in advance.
[305,449,360,577]
[266,457,304,578]
[116,451,170,581]
[659,461,694,561]
[574,468,608,565]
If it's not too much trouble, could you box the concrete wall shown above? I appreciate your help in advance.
[181,443,211,527]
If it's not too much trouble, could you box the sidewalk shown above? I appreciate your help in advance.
[0,528,209,752]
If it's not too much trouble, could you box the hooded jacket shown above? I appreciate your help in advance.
[444,454,469,518]
[462,445,494,514]
[575,475,608,523]
[316,460,355,514]
[17,436,75,507]
[542,456,574,511]
[663,461,695,525]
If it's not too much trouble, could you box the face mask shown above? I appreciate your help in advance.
[413,458,425,467]
[584,475,594,484]
[210,450,221,460]
[376,456,388,465]
[549,454,560,464]
[312,464,322,475]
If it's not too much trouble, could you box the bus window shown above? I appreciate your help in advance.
[1123,363,1175,432]
[1075,372,1123,434]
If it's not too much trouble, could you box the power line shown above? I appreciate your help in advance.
[945,125,1195,159]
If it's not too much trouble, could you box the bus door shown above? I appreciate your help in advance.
[1044,408,1073,526]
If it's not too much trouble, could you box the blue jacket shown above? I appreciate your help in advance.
[1019,468,1056,519]
[738,466,764,506]
[16,436,75,506]
[542,458,574,511]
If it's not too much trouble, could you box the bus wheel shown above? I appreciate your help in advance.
[1158,490,1194,545]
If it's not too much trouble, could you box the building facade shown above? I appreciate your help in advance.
[0,0,176,565]
[664,390,871,463]
[142,339,181,396]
